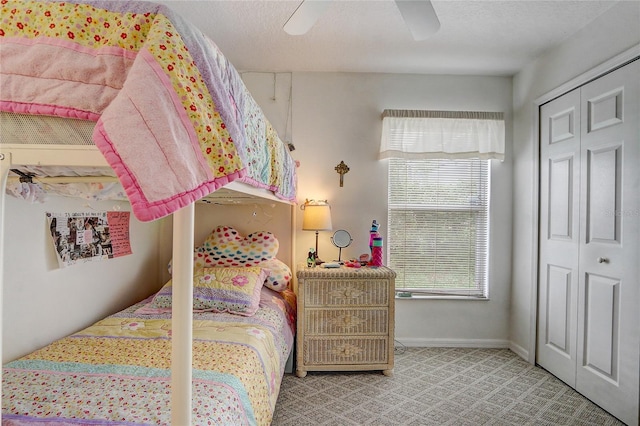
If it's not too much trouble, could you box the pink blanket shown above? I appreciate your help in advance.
[0,0,296,221]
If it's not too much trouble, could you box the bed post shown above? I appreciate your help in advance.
[291,203,297,292]
[171,202,195,425]
[0,150,9,392]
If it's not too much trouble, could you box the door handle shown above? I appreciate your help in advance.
[597,257,609,264]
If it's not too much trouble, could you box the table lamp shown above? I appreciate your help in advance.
[302,199,332,265]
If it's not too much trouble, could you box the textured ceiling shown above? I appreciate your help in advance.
[155,0,625,76]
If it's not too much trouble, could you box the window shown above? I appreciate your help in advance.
[379,109,504,299]
[388,158,489,297]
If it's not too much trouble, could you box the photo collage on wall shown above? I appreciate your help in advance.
[46,211,132,268]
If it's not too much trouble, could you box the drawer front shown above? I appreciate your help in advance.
[304,279,389,307]
[303,337,389,365]
[305,308,388,335]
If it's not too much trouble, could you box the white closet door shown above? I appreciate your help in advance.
[576,59,639,426]
[538,59,639,426]
[537,88,581,387]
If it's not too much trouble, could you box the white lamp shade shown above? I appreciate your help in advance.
[302,204,332,231]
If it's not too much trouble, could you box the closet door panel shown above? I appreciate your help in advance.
[583,273,619,379]
[585,144,621,244]
[587,88,623,133]
[549,155,574,240]
[537,88,581,387]
[545,265,572,355]
[576,59,639,426]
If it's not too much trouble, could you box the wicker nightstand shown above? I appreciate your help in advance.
[295,265,396,377]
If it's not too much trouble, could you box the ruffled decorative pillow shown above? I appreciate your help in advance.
[151,267,268,316]
[192,226,292,292]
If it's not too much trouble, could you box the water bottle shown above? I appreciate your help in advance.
[371,237,383,267]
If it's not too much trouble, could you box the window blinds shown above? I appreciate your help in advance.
[388,158,489,297]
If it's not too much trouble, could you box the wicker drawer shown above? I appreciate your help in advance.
[304,308,388,335]
[304,279,390,307]
[303,336,389,365]
[296,265,395,377]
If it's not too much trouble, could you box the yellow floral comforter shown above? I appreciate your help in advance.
[2,288,296,425]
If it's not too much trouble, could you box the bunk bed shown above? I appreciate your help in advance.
[0,0,297,424]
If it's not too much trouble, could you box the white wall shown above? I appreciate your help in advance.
[2,195,165,362]
[193,203,293,265]
[156,202,295,286]
[510,1,640,360]
[246,72,514,347]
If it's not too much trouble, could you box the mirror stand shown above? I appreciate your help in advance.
[331,229,352,263]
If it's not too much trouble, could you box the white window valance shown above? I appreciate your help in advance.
[379,109,505,161]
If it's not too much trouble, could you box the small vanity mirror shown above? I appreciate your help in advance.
[331,229,352,263]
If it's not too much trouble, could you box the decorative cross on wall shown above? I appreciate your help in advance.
[335,161,350,187]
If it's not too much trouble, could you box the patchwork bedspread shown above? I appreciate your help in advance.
[0,0,297,221]
[2,287,297,425]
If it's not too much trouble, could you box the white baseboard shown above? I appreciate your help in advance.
[509,341,530,362]
[395,338,510,348]
[393,338,535,365]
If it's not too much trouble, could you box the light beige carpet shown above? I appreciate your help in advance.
[273,347,625,425]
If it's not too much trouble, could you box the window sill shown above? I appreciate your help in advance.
[395,293,489,301]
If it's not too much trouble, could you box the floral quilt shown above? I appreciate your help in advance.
[0,0,296,221]
[2,287,296,425]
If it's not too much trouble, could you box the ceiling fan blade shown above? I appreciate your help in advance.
[395,0,441,41]
[284,0,333,36]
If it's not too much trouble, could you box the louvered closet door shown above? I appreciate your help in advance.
[538,59,639,426]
